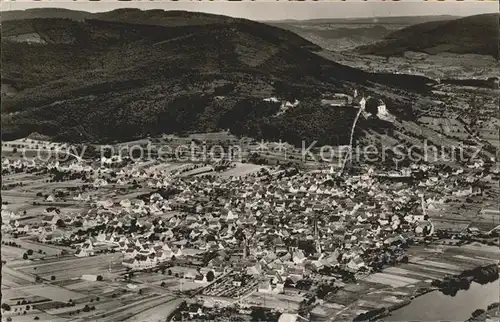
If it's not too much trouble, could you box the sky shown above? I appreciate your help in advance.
[1,0,498,21]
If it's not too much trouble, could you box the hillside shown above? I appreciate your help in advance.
[0,8,93,21]
[1,8,319,50]
[355,14,500,58]
[1,10,435,145]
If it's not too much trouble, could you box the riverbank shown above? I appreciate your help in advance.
[344,245,500,321]
[353,284,436,321]
[384,280,499,321]
[465,302,500,322]
[381,263,499,321]
[431,264,499,296]
[332,244,500,321]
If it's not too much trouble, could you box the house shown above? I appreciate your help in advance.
[184,271,197,281]
[123,247,139,259]
[16,224,30,233]
[292,250,306,264]
[42,213,60,225]
[258,280,272,293]
[75,248,92,257]
[278,313,298,322]
[188,306,204,319]
[75,239,95,257]
[347,256,365,272]
[320,94,351,107]
[81,274,98,282]
[487,76,499,89]
[232,276,244,287]
[194,274,207,284]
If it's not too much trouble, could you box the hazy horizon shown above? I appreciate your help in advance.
[1,1,498,21]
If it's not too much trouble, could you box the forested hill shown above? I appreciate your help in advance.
[2,9,434,145]
[356,13,500,58]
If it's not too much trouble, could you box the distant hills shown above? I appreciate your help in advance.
[0,8,234,25]
[1,8,93,21]
[268,15,459,25]
[355,14,500,58]
[1,9,458,26]
[1,9,434,145]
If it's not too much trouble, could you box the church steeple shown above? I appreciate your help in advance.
[314,216,322,254]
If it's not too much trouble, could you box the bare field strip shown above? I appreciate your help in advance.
[405,262,457,276]
[383,267,440,280]
[364,273,420,288]
[9,284,86,302]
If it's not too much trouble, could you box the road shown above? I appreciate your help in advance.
[340,106,364,175]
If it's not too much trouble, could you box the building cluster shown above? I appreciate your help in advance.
[3,153,497,294]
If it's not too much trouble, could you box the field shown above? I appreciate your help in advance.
[216,163,267,178]
[5,284,86,302]
[126,298,184,322]
[14,253,124,280]
[1,250,185,322]
[320,243,500,321]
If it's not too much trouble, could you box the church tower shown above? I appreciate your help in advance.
[314,216,322,254]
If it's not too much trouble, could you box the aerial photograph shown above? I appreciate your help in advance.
[1,1,499,321]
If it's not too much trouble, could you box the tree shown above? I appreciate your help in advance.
[161,281,166,287]
[34,317,40,320]
[55,219,66,228]
[284,278,295,288]
[206,271,215,282]
[250,307,268,321]
[1,303,11,311]
[51,275,56,281]
[96,275,103,281]
[472,309,485,318]
[23,253,29,260]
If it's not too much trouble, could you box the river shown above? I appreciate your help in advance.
[385,281,500,321]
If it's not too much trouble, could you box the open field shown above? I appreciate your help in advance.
[215,162,267,177]
[5,284,86,302]
[15,253,124,280]
[4,239,72,257]
[126,298,184,322]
